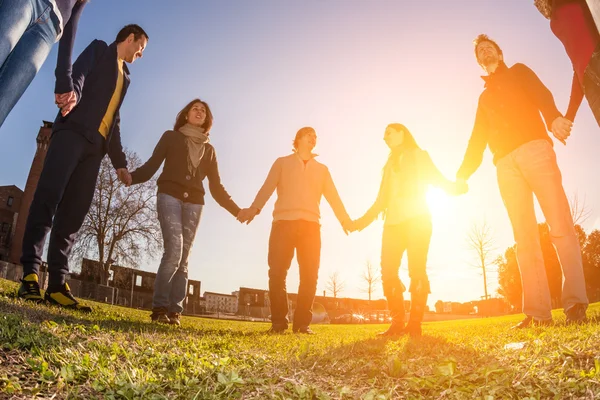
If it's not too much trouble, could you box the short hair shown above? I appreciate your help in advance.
[473,34,503,64]
[116,24,149,44]
[293,127,315,150]
[174,99,214,132]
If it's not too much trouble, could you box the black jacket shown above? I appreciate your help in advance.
[53,40,129,169]
[457,62,562,180]
[130,130,240,216]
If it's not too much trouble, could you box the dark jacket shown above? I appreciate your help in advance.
[54,0,86,93]
[53,40,129,170]
[457,62,562,180]
[130,130,240,216]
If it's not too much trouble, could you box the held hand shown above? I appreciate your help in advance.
[341,219,353,235]
[55,91,77,116]
[116,168,132,187]
[447,179,468,196]
[237,207,259,224]
[551,116,572,145]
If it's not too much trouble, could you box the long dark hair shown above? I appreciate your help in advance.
[384,123,422,197]
[174,99,213,132]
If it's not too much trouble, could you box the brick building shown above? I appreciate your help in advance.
[73,258,203,313]
[0,185,23,261]
[9,121,53,264]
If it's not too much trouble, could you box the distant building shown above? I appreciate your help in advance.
[204,291,238,314]
[75,258,202,313]
[0,185,23,261]
[10,121,53,264]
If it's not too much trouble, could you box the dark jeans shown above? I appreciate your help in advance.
[381,215,432,323]
[268,220,321,330]
[21,129,104,287]
[584,44,600,127]
[153,193,203,314]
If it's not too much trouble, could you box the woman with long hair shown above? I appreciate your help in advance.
[534,0,600,127]
[0,0,88,127]
[130,99,242,325]
[350,123,465,337]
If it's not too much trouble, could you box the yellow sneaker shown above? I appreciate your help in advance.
[17,274,44,303]
[44,283,92,313]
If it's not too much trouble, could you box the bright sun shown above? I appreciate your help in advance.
[426,188,449,214]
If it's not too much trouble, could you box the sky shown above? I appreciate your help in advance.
[1,1,599,310]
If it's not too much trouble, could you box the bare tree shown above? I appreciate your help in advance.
[326,271,346,299]
[466,220,496,300]
[570,193,592,226]
[71,150,162,285]
[361,260,380,301]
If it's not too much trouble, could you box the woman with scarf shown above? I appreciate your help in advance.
[349,124,465,337]
[534,0,600,127]
[130,99,241,325]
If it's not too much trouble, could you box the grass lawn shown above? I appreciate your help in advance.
[1,277,599,399]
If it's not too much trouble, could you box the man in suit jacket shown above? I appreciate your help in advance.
[17,24,149,312]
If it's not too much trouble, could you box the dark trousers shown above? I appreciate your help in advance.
[268,220,321,330]
[381,215,432,323]
[21,129,104,287]
[584,44,600,127]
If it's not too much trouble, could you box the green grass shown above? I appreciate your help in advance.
[1,278,599,399]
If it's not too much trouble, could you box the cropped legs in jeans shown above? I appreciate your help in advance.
[153,193,203,314]
[0,0,59,127]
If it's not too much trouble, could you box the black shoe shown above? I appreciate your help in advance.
[377,321,406,337]
[293,326,315,335]
[566,303,588,325]
[511,316,553,329]
[17,274,44,303]
[150,308,170,324]
[45,283,92,313]
[266,325,287,334]
[404,321,422,337]
[167,312,181,326]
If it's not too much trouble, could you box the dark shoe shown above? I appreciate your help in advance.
[404,321,422,337]
[150,308,170,324]
[566,303,588,325]
[17,274,44,303]
[266,324,287,334]
[377,321,406,337]
[293,326,315,335]
[511,316,553,329]
[45,283,92,313]
[167,312,181,326]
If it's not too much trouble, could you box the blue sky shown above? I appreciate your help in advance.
[1,1,599,308]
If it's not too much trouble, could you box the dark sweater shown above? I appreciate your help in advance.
[54,0,87,93]
[130,130,240,216]
[53,40,129,170]
[457,63,561,180]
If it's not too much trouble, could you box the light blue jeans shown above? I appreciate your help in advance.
[496,139,588,320]
[0,0,60,128]
[153,193,203,314]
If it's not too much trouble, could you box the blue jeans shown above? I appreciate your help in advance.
[153,193,203,314]
[0,0,59,128]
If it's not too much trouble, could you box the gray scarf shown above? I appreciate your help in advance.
[179,123,210,176]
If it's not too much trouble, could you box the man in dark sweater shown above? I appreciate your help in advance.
[456,34,588,327]
[17,25,149,312]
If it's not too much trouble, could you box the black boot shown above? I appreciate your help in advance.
[379,289,405,337]
[407,290,428,338]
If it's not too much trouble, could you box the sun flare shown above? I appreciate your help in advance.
[426,188,450,214]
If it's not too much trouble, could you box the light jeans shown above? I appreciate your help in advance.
[153,193,203,314]
[0,0,59,128]
[496,139,588,320]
